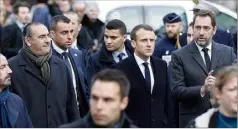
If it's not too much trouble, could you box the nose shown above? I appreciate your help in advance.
[7,66,12,74]
[106,37,112,44]
[95,100,104,110]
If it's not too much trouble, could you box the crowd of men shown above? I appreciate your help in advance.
[0,0,237,128]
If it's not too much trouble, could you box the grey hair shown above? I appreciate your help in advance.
[84,1,99,14]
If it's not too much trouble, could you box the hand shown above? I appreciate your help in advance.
[203,70,216,92]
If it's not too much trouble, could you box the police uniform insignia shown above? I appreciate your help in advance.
[193,0,199,5]
[165,50,169,55]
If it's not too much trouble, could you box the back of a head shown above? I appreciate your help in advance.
[91,69,130,99]
[63,11,82,24]
[130,24,154,41]
[106,19,127,35]
[50,15,71,31]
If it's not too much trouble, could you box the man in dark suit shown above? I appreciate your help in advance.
[50,15,89,117]
[114,24,174,128]
[87,19,134,83]
[60,69,137,128]
[170,10,236,127]
[8,22,79,128]
[2,2,30,59]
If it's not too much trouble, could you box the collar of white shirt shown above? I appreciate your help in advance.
[52,41,69,54]
[112,46,128,62]
[195,41,212,53]
[15,20,25,31]
[134,53,151,66]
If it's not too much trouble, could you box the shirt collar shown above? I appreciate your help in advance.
[52,41,68,54]
[15,20,25,30]
[195,41,212,52]
[112,45,127,57]
[134,53,151,66]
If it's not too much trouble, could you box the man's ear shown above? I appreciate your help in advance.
[120,97,128,110]
[122,35,127,42]
[213,25,217,35]
[78,24,82,32]
[131,40,136,49]
[50,31,55,39]
[25,37,31,47]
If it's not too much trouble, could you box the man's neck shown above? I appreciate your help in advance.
[219,107,237,118]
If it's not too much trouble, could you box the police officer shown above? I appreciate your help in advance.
[153,13,187,64]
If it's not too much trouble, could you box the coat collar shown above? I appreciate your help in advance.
[188,41,220,75]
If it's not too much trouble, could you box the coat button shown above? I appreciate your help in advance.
[48,105,51,109]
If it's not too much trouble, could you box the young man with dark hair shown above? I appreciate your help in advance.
[50,15,90,117]
[2,1,30,59]
[87,19,133,83]
[60,69,137,128]
[115,24,174,128]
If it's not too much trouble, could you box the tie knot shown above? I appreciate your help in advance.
[62,52,69,59]
[202,48,209,53]
[143,62,149,67]
[118,52,125,58]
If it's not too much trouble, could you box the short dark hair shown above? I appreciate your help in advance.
[130,24,154,41]
[23,22,43,37]
[13,1,30,15]
[50,15,71,31]
[106,19,127,35]
[91,69,130,99]
[193,10,216,27]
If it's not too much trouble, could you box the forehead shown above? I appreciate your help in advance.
[56,22,73,31]
[165,22,180,26]
[91,80,121,98]
[18,6,29,12]
[0,55,7,66]
[194,16,212,26]
[105,29,121,36]
[31,25,49,36]
[136,28,155,39]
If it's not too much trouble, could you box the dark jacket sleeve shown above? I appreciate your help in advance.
[170,52,202,101]
[66,68,80,122]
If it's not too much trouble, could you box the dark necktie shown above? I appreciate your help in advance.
[62,52,72,74]
[202,48,211,71]
[143,62,151,92]
[117,52,125,61]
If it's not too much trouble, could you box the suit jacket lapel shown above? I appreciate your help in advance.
[189,42,208,75]
[211,42,221,71]
[128,56,150,94]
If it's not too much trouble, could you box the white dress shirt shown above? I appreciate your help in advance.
[52,42,78,103]
[112,46,128,63]
[195,42,212,66]
[134,53,155,93]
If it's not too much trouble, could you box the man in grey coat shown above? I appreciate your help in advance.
[170,10,236,127]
